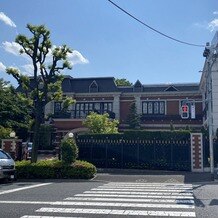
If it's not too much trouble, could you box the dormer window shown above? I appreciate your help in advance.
[89,80,98,93]
[134,80,143,92]
[164,85,178,92]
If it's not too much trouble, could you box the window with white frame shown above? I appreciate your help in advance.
[72,102,113,118]
[142,101,165,115]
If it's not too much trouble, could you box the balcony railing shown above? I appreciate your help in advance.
[52,112,71,119]
[141,114,203,121]
[52,111,116,119]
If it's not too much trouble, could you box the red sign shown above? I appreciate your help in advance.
[182,105,189,113]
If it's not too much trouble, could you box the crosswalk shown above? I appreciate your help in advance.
[20,182,196,217]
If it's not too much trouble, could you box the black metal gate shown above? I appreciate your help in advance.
[77,138,191,171]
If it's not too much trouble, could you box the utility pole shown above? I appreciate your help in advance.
[203,42,218,180]
[207,59,214,180]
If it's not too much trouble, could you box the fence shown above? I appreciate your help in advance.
[76,136,191,171]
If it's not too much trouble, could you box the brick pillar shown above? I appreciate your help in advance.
[190,133,203,172]
[1,139,22,160]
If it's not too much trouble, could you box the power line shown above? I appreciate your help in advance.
[107,0,205,47]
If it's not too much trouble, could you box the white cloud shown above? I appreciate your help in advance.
[46,47,89,66]
[0,12,16,27]
[208,19,218,32]
[193,22,207,29]
[2,41,30,61]
[2,42,89,66]
[2,41,22,56]
[68,50,89,65]
[213,11,218,15]
[21,64,34,75]
[0,62,6,72]
[2,42,89,75]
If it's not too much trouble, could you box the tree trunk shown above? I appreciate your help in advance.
[31,103,43,163]
[31,118,40,163]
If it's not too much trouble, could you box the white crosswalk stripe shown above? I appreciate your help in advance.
[21,182,196,217]
[91,187,193,193]
[65,197,195,204]
[74,193,194,199]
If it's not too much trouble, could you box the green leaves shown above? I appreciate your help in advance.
[62,97,75,111]
[5,24,75,162]
[115,78,133,86]
[6,67,20,77]
[83,112,119,134]
[61,138,79,165]
[0,78,32,140]
[127,102,141,129]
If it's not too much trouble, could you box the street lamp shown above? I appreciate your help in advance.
[9,131,16,138]
[68,132,74,138]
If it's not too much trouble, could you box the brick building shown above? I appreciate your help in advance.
[43,76,203,136]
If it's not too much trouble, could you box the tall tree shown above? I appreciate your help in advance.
[6,24,74,162]
[115,78,132,86]
[127,102,141,129]
[0,78,31,140]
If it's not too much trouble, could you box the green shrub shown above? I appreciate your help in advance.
[15,159,96,179]
[16,159,62,179]
[77,130,190,141]
[0,126,12,146]
[61,160,97,179]
[16,160,32,178]
[61,138,78,164]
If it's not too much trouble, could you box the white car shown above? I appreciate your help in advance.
[0,149,16,181]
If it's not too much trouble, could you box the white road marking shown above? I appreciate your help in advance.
[100,186,192,190]
[108,182,192,186]
[0,200,194,209]
[92,188,193,193]
[0,183,52,195]
[21,216,85,218]
[0,201,52,205]
[84,190,193,196]
[16,182,195,218]
[64,197,194,204]
[102,184,193,188]
[36,207,196,217]
[75,193,194,199]
[51,201,194,209]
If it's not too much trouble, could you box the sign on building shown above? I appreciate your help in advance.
[191,104,196,119]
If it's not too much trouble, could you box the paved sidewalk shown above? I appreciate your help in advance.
[95,168,216,184]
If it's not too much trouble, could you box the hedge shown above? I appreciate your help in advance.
[77,130,191,141]
[15,159,96,179]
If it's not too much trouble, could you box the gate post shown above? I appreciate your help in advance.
[190,133,203,172]
[1,138,23,160]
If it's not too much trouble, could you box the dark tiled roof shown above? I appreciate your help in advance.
[68,77,118,93]
[16,75,200,94]
[118,83,200,93]
[117,87,133,92]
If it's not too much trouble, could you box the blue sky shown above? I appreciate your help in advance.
[0,0,217,86]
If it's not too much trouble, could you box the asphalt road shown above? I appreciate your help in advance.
[0,173,217,218]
